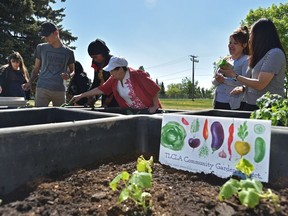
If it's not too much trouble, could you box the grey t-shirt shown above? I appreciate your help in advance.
[35,43,75,91]
[246,48,286,105]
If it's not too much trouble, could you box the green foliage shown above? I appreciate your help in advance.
[159,82,166,97]
[237,121,249,141]
[250,92,288,126]
[218,158,280,210]
[0,0,77,71]
[165,78,214,99]
[109,155,154,213]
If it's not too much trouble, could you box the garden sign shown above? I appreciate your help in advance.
[159,114,271,182]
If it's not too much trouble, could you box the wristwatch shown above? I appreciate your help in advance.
[233,73,239,81]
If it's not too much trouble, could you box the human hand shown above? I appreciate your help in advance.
[230,86,244,95]
[148,105,159,114]
[87,96,97,107]
[60,73,70,80]
[70,94,83,104]
[219,68,236,78]
[215,73,225,83]
[0,85,2,94]
[22,82,31,91]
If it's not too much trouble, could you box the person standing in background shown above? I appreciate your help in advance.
[87,39,118,108]
[221,18,286,111]
[0,51,30,100]
[212,26,250,110]
[22,21,75,107]
[66,61,91,106]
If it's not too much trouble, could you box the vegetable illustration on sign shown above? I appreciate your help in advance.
[161,121,186,151]
[254,124,265,134]
[235,121,250,157]
[254,137,266,163]
[210,121,224,153]
[227,122,234,160]
[188,118,201,149]
[198,118,209,157]
[181,117,189,126]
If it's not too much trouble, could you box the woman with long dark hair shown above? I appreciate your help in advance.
[0,51,30,99]
[221,18,287,111]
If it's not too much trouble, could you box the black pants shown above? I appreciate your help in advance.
[214,101,231,110]
[243,103,258,111]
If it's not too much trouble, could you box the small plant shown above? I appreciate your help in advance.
[109,155,154,213]
[218,158,280,210]
[250,92,288,127]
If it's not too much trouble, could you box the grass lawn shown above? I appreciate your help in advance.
[28,98,214,111]
[160,98,213,110]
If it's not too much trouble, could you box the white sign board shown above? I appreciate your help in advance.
[159,114,271,182]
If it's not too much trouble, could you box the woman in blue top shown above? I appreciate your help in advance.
[0,52,30,99]
[221,18,287,111]
[212,26,250,110]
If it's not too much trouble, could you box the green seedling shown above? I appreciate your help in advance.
[60,100,74,107]
[218,158,280,210]
[109,155,154,213]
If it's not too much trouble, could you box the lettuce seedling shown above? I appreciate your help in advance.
[109,155,153,213]
[218,158,280,210]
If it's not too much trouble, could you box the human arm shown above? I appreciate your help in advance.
[213,72,225,85]
[220,68,274,91]
[148,92,160,114]
[70,87,104,104]
[22,58,41,91]
[61,63,75,80]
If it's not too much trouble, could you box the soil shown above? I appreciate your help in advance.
[0,155,287,216]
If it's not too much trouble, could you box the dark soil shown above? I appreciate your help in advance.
[0,155,287,216]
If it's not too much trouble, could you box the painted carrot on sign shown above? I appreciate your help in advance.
[203,118,208,141]
[228,122,234,160]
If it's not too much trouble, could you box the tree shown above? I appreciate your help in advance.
[159,82,166,97]
[0,0,77,71]
[166,84,182,98]
[241,3,288,96]
[181,77,192,98]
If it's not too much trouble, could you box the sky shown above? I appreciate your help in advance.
[54,0,285,89]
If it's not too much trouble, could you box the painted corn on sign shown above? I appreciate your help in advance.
[159,114,271,182]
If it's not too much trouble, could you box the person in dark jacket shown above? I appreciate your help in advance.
[67,61,91,105]
[0,51,30,100]
[87,38,118,107]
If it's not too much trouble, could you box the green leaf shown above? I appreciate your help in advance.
[240,179,263,193]
[235,158,254,177]
[238,188,260,208]
[136,155,153,173]
[218,179,240,201]
[129,172,152,189]
[109,171,130,191]
[118,188,130,203]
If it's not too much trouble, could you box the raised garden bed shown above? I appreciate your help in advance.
[0,108,287,215]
